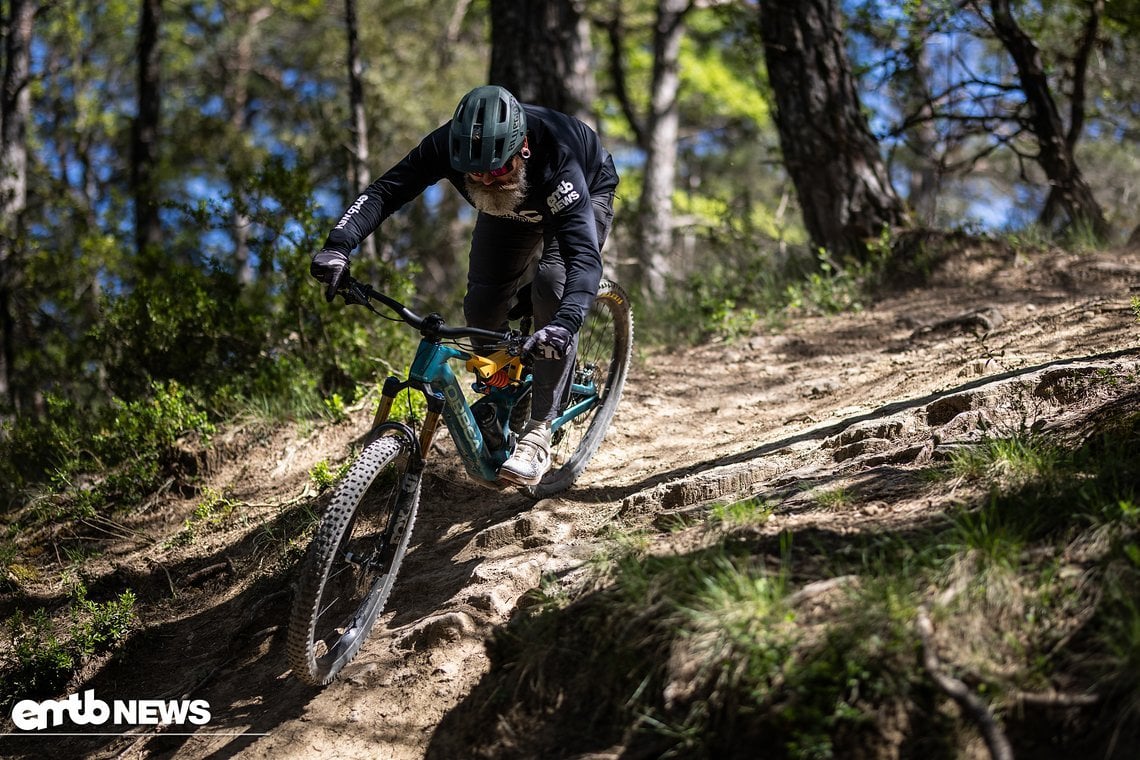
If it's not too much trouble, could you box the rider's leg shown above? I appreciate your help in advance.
[500,193,614,486]
[529,191,615,421]
[463,214,542,333]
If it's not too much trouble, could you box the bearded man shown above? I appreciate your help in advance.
[310,85,620,486]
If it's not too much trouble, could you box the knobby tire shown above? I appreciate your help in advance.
[530,278,633,497]
[286,430,421,685]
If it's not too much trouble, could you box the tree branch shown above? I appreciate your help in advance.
[604,12,646,148]
[1067,0,1103,151]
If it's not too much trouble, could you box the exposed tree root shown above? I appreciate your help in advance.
[916,606,1013,760]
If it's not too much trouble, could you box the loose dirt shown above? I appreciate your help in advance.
[4,241,1140,759]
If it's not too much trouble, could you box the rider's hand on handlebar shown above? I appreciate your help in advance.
[310,249,350,302]
[524,324,573,360]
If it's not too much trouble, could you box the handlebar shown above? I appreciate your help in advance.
[338,276,523,351]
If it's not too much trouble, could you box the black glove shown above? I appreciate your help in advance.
[524,324,573,360]
[310,249,350,302]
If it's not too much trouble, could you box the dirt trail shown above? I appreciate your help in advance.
[5,244,1140,760]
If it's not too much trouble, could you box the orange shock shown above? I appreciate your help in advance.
[485,369,510,389]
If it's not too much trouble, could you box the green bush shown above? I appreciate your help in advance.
[0,586,137,710]
[0,382,214,515]
[0,609,74,708]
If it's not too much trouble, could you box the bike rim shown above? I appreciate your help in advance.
[548,295,619,471]
[308,462,403,668]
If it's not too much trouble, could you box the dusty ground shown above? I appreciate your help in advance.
[3,241,1139,759]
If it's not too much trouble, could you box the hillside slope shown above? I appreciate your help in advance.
[4,242,1139,759]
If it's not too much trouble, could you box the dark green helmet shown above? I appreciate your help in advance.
[449,85,527,174]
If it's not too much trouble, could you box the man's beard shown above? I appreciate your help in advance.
[465,163,529,216]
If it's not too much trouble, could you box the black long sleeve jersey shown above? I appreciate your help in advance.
[321,104,620,334]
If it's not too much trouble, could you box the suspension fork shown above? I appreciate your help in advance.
[418,397,445,461]
[370,375,445,460]
[366,376,401,447]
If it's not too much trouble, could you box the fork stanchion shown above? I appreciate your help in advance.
[418,412,442,461]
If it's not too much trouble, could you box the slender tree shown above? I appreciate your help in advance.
[637,0,685,297]
[344,0,375,260]
[132,0,163,263]
[976,0,1110,238]
[606,0,689,297]
[225,5,272,283]
[1,0,35,411]
[760,0,909,261]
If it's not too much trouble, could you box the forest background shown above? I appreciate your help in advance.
[1,1,1140,756]
[1,0,1140,722]
[1,0,1138,450]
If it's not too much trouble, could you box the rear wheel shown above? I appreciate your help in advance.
[530,279,633,497]
[286,429,420,685]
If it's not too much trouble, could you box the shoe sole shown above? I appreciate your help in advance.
[496,468,542,487]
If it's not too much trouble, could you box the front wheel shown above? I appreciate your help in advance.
[530,279,633,497]
[286,428,421,685]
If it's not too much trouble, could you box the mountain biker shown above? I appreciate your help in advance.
[311,85,620,487]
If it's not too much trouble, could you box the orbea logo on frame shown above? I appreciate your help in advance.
[11,690,211,731]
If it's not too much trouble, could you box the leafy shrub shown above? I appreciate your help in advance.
[322,393,349,422]
[0,586,137,710]
[0,382,214,515]
[0,609,73,708]
[309,459,351,492]
[644,236,891,343]
[165,488,240,547]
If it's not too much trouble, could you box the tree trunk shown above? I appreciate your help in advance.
[344,0,375,260]
[900,9,941,225]
[488,0,597,126]
[132,0,163,263]
[760,0,908,261]
[225,6,272,284]
[984,0,1110,239]
[633,0,686,298]
[605,0,687,297]
[1,0,35,411]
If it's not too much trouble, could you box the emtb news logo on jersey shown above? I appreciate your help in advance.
[547,181,581,213]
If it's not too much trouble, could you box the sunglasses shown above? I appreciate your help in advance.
[469,158,516,179]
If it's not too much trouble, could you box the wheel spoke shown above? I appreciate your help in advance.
[535,280,632,496]
[286,432,423,685]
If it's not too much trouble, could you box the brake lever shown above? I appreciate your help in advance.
[505,331,528,357]
[339,279,380,313]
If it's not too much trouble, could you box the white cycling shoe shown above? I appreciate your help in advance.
[498,420,553,486]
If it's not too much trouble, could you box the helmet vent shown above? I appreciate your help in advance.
[449,85,527,174]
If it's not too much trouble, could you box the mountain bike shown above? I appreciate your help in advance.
[286,276,633,685]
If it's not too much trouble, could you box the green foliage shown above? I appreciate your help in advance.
[646,237,891,344]
[165,488,240,547]
[322,393,349,423]
[948,435,1062,492]
[709,498,772,528]
[0,585,137,710]
[378,382,429,425]
[0,382,213,515]
[94,262,271,400]
[309,459,350,492]
[3,147,422,514]
[0,609,73,709]
[784,249,880,316]
[71,586,137,660]
[815,486,854,511]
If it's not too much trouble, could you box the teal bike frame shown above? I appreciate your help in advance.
[385,325,600,485]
